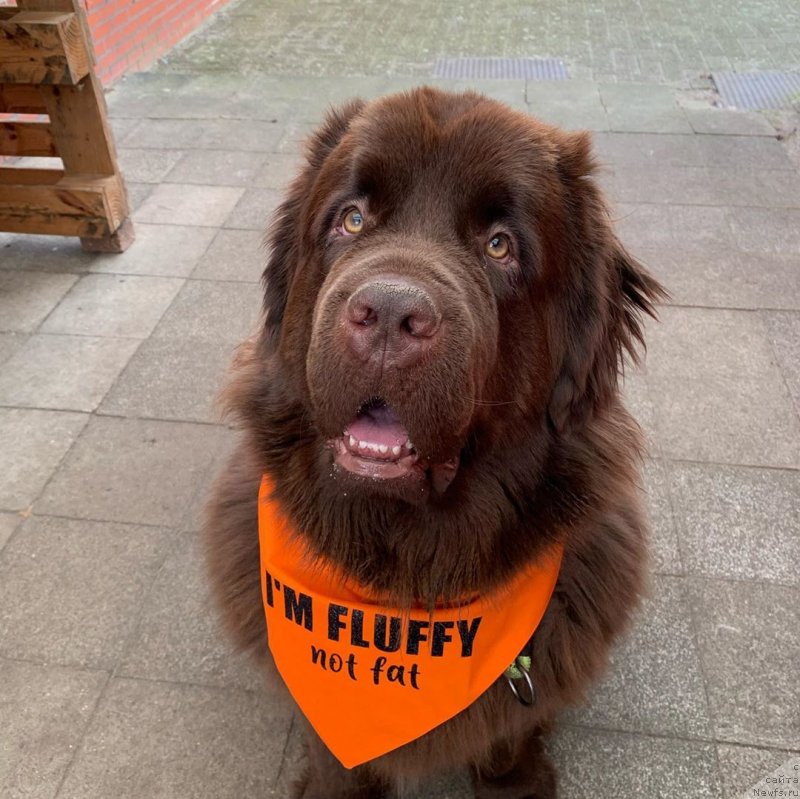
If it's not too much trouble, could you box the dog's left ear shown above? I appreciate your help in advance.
[548,132,667,433]
[260,100,366,351]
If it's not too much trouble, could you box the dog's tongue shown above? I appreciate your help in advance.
[347,404,409,449]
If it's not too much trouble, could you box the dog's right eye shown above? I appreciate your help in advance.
[342,208,364,235]
[485,234,511,261]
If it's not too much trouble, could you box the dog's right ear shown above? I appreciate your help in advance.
[261,100,366,350]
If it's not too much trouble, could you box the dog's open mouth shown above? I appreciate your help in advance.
[329,400,460,493]
[330,401,422,481]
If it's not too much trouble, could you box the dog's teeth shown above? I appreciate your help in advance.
[378,444,388,454]
[392,445,401,456]
[349,435,357,448]
[369,443,380,453]
[358,440,369,450]
[407,440,414,450]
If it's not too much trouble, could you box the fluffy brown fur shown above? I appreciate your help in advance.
[204,87,666,798]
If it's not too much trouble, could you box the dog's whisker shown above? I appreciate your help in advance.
[467,397,518,407]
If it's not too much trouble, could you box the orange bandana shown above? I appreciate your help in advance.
[258,476,563,768]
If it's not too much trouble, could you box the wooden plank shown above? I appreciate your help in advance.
[0,11,90,85]
[0,84,47,113]
[0,173,126,237]
[15,0,97,66]
[0,8,20,22]
[40,74,117,175]
[15,1,77,12]
[81,216,135,253]
[0,166,64,185]
[0,120,56,156]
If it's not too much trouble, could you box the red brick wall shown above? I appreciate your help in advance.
[84,0,233,85]
[0,0,232,86]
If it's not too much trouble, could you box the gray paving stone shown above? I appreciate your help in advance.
[0,515,171,669]
[642,458,682,574]
[87,223,217,278]
[0,334,140,412]
[121,117,284,151]
[645,307,800,468]
[180,425,237,533]
[224,187,282,230]
[613,203,731,253]
[0,658,106,799]
[159,74,293,121]
[717,744,799,799]
[682,107,777,137]
[765,311,800,415]
[549,727,720,798]
[272,719,303,797]
[135,183,245,227]
[57,678,291,799]
[728,208,800,255]
[605,166,800,208]
[621,368,657,442]
[119,531,262,691]
[0,409,87,511]
[593,132,791,169]
[152,279,262,345]
[526,80,609,131]
[599,84,692,134]
[224,75,392,116]
[107,73,195,118]
[592,132,701,168]
[118,148,185,183]
[695,135,794,170]
[115,73,295,122]
[689,578,800,750]
[565,576,709,738]
[39,274,183,339]
[671,462,799,586]
[191,228,265,282]
[165,149,269,186]
[252,153,304,189]
[0,271,78,333]
[37,416,227,526]
[0,234,93,273]
[0,512,19,552]
[125,182,155,212]
[275,118,315,154]
[636,248,800,311]
[0,332,26,366]
[98,335,234,423]
[429,79,528,111]
[109,115,139,140]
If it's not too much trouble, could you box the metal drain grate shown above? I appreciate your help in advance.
[712,71,800,110]
[433,57,568,80]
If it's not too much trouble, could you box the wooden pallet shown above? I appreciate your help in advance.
[0,0,133,252]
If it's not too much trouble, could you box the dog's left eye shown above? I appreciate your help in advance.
[341,208,364,235]
[485,234,511,261]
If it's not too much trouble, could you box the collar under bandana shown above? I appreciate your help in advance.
[258,475,563,768]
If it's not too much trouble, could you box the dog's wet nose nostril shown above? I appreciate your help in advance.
[347,298,379,327]
[401,307,439,338]
[343,277,441,367]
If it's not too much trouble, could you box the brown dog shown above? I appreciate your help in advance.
[204,87,665,798]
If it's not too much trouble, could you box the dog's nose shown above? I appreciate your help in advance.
[344,277,441,368]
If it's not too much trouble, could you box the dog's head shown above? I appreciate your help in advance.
[238,88,663,509]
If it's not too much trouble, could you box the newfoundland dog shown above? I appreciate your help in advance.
[204,87,665,798]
